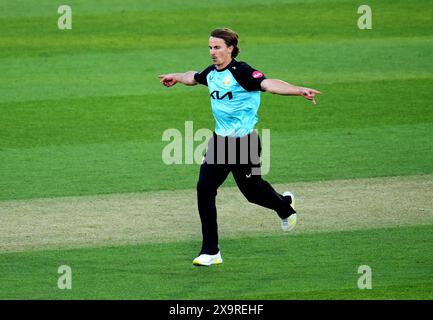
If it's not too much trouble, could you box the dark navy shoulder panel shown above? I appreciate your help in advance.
[229,61,267,92]
[194,65,215,86]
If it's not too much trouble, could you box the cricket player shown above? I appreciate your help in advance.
[159,28,321,266]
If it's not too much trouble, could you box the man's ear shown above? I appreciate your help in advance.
[227,45,234,55]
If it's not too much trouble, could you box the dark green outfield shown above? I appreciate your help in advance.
[0,225,432,299]
[1,0,433,200]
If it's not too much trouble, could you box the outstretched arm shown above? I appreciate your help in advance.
[261,79,322,105]
[159,71,198,87]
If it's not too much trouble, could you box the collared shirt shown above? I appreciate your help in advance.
[194,59,266,137]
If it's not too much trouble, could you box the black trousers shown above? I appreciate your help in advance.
[196,131,296,255]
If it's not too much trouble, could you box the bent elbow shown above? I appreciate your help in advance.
[265,87,277,94]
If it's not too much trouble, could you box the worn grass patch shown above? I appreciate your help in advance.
[1,174,432,252]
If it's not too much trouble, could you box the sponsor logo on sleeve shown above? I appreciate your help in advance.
[223,76,231,86]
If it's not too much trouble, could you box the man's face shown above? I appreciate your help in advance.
[209,36,233,67]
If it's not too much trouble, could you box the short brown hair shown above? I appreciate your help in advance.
[210,28,240,58]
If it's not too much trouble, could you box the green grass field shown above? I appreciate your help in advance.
[1,0,432,299]
[1,225,432,299]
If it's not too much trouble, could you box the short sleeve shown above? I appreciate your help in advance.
[231,62,267,92]
[194,65,214,86]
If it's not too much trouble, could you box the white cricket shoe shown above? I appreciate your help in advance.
[192,251,223,266]
[281,191,297,232]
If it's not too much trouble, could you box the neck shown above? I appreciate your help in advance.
[216,58,233,70]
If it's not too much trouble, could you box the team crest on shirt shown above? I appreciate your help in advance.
[222,76,231,86]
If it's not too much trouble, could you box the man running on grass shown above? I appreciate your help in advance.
[159,28,321,266]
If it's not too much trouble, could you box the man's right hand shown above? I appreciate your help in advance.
[159,74,178,87]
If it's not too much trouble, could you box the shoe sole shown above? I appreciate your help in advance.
[282,191,295,209]
[283,213,297,232]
